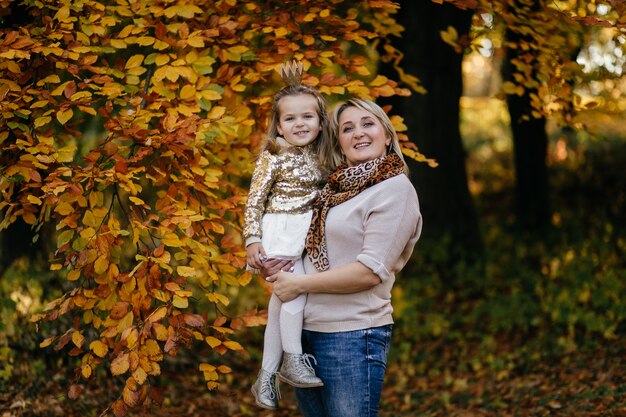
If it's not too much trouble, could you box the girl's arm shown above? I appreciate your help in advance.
[243,151,277,246]
[267,262,380,302]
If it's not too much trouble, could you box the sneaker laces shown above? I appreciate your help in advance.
[260,372,281,400]
[298,353,318,374]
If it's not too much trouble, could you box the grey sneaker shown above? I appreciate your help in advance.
[251,369,280,410]
[278,353,324,388]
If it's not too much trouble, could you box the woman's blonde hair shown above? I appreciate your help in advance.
[322,98,409,174]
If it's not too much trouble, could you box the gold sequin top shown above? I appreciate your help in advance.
[243,142,325,245]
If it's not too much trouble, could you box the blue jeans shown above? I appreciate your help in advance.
[295,325,392,417]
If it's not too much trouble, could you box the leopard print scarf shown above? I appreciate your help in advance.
[305,152,405,271]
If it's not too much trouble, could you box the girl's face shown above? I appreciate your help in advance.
[337,106,390,166]
[277,94,321,147]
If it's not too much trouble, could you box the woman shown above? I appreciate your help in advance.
[267,98,423,417]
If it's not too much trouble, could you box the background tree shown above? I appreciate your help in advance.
[379,0,483,268]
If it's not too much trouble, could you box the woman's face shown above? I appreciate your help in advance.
[337,106,390,166]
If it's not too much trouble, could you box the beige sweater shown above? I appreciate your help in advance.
[302,174,422,333]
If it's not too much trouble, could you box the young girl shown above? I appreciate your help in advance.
[243,61,330,410]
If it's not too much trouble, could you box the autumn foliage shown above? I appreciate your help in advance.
[0,0,424,414]
[437,0,626,125]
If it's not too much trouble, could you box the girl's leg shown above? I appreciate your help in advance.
[279,257,307,354]
[278,261,322,388]
[260,293,283,372]
[279,294,307,353]
[295,326,393,417]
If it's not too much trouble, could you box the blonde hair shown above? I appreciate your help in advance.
[263,85,331,156]
[323,98,409,174]
[262,61,330,158]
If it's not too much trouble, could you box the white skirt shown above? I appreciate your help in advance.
[261,211,313,259]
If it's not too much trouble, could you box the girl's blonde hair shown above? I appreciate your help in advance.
[263,85,331,158]
[322,98,409,174]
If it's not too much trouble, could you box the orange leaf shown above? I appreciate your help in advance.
[112,400,127,417]
[111,353,130,376]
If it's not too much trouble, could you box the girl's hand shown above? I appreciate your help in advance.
[260,258,294,278]
[266,271,303,302]
[246,243,267,269]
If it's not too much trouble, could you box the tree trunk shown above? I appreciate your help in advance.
[502,1,551,233]
[379,0,482,261]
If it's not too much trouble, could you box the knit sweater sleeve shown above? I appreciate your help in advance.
[242,151,277,245]
[356,177,422,282]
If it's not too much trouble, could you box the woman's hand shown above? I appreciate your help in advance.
[266,271,304,302]
[246,243,267,269]
[259,258,294,278]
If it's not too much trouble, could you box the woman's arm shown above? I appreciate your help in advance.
[267,261,381,302]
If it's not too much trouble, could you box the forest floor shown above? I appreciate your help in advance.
[2,341,626,417]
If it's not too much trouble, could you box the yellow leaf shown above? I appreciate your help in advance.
[217,365,232,373]
[122,386,138,407]
[94,255,109,275]
[162,233,182,247]
[67,269,80,281]
[72,331,85,348]
[187,36,205,48]
[274,27,289,37]
[70,91,92,101]
[176,266,196,277]
[125,328,139,348]
[205,336,221,348]
[6,61,20,74]
[225,45,248,62]
[90,340,108,357]
[56,108,73,125]
[133,366,147,384]
[81,364,92,379]
[207,106,225,119]
[144,339,161,357]
[199,363,215,372]
[207,292,230,306]
[152,323,170,341]
[136,36,154,46]
[125,54,144,70]
[34,116,52,128]
[57,229,74,247]
[36,75,61,86]
[28,195,42,205]
[54,6,70,21]
[128,196,145,205]
[110,39,126,49]
[370,75,388,87]
[50,263,62,270]
[40,336,57,348]
[111,353,130,376]
[117,311,134,333]
[223,340,243,351]
[147,306,168,323]
[51,81,71,96]
[440,25,459,49]
[180,84,196,100]
[172,295,188,309]
[502,81,518,95]
[192,56,215,75]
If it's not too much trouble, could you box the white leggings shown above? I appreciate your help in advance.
[261,262,307,373]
